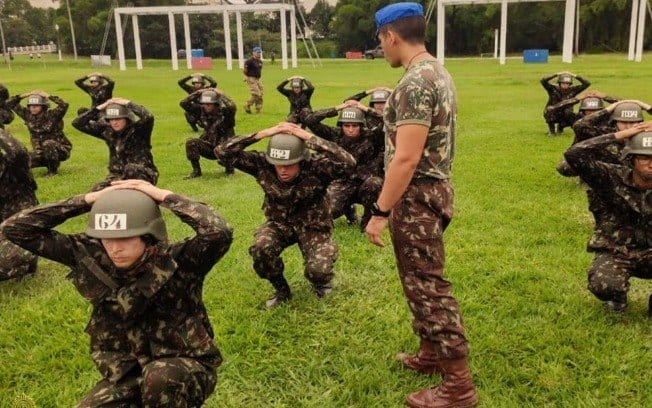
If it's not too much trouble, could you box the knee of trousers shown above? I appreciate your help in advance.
[41,140,60,160]
[186,138,201,159]
[249,244,284,277]
[141,362,193,405]
[0,248,37,280]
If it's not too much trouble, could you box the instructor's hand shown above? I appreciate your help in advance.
[365,216,388,247]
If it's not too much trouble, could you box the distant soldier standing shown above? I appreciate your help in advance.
[215,123,355,308]
[6,90,72,177]
[1,179,233,407]
[0,130,38,281]
[75,72,115,116]
[243,46,263,114]
[541,71,590,135]
[72,97,158,191]
[276,76,315,124]
[0,84,14,129]
[182,88,237,178]
[178,73,217,132]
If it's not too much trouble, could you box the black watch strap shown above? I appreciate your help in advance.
[370,202,391,218]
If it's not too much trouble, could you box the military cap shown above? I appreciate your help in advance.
[253,46,262,53]
[375,2,424,33]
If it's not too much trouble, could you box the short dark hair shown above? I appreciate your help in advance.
[378,15,426,44]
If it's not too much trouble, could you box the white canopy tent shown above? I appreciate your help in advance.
[113,3,298,71]
[435,0,648,64]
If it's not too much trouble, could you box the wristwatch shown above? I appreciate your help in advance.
[370,202,391,218]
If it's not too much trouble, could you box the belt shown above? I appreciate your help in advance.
[410,177,444,186]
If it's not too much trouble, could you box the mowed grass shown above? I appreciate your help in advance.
[1,53,652,407]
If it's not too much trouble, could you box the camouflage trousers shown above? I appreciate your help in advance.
[587,251,652,304]
[185,138,233,173]
[30,140,71,172]
[556,158,578,177]
[543,106,577,129]
[389,180,469,360]
[75,358,216,408]
[244,77,263,112]
[249,221,336,286]
[328,176,383,225]
[90,165,159,192]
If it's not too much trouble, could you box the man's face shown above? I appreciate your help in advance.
[253,51,262,60]
[559,83,571,90]
[108,118,128,132]
[616,121,640,131]
[192,82,204,90]
[274,163,300,182]
[378,31,401,68]
[90,80,101,89]
[101,236,146,269]
[292,86,302,94]
[632,154,652,186]
[28,105,43,115]
[372,101,386,114]
[341,122,361,138]
[202,103,216,113]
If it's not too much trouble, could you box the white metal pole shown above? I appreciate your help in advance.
[628,0,640,61]
[115,9,126,71]
[499,0,507,65]
[493,28,498,58]
[65,0,77,60]
[132,15,142,70]
[168,12,179,70]
[562,0,576,63]
[183,13,192,69]
[223,11,232,71]
[0,7,9,69]
[280,9,288,69]
[436,0,445,63]
[635,0,646,61]
[236,12,244,69]
[290,8,298,68]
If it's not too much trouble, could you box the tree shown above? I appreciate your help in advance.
[309,0,335,38]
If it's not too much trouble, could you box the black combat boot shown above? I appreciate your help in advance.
[313,283,333,298]
[190,121,199,132]
[266,276,292,308]
[184,160,202,179]
[547,123,556,136]
[344,204,358,225]
[45,161,59,177]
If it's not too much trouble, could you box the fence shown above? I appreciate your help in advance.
[7,43,57,55]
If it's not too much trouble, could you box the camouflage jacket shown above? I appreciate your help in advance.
[72,102,158,176]
[571,108,617,145]
[6,95,72,153]
[178,75,217,94]
[540,74,590,107]
[216,134,355,229]
[384,58,456,180]
[0,84,14,129]
[180,91,236,146]
[74,75,115,108]
[0,194,233,383]
[0,130,38,219]
[565,133,652,253]
[277,79,314,115]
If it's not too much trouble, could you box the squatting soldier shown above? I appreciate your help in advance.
[303,103,383,231]
[243,46,263,114]
[182,89,237,178]
[0,130,38,281]
[0,179,233,407]
[215,123,355,308]
[72,97,158,191]
[541,71,591,135]
[367,3,478,407]
[564,123,652,313]
[75,72,115,116]
[6,90,72,177]
[0,84,14,129]
[178,73,217,132]
[276,75,315,124]
[344,87,391,162]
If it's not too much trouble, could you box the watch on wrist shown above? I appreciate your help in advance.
[370,202,391,218]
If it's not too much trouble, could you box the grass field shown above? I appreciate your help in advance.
[1,52,651,407]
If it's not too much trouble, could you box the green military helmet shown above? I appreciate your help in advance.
[104,103,131,119]
[199,90,219,104]
[369,89,391,105]
[86,189,167,241]
[579,97,604,111]
[291,79,302,88]
[610,102,643,123]
[265,133,308,165]
[622,131,652,159]
[191,74,204,84]
[337,107,365,126]
[89,75,101,83]
[26,94,48,106]
[557,74,572,84]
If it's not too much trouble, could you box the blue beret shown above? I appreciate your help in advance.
[253,46,262,53]
[375,2,424,32]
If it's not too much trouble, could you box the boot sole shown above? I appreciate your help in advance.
[405,394,478,408]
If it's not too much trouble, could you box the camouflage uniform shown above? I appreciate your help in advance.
[215,134,355,292]
[276,78,315,124]
[72,102,158,191]
[384,58,469,360]
[243,57,263,113]
[6,94,72,175]
[181,91,237,176]
[178,75,217,131]
[75,74,115,116]
[0,84,14,129]
[304,107,384,229]
[0,130,38,281]
[541,74,590,133]
[344,91,387,173]
[565,134,652,308]
[0,194,233,407]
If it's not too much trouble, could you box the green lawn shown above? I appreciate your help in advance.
[1,53,651,407]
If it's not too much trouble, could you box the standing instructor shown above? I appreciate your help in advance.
[366,3,477,407]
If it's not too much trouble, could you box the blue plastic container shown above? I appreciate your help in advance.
[523,49,548,63]
[191,49,204,58]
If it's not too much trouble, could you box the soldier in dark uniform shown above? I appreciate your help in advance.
[215,123,355,308]
[565,123,652,313]
[541,71,591,135]
[75,72,115,116]
[6,91,72,177]
[276,75,315,124]
[0,129,38,281]
[303,103,383,231]
[182,89,237,179]
[0,84,14,129]
[243,46,263,114]
[0,179,233,407]
[72,97,158,191]
[368,3,478,407]
[178,73,217,132]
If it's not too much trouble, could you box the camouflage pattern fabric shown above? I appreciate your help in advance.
[178,75,217,95]
[540,74,590,128]
[0,130,38,280]
[74,75,115,109]
[1,194,232,406]
[587,251,652,305]
[6,95,72,172]
[215,134,355,285]
[565,133,652,304]
[72,102,158,189]
[276,79,314,123]
[244,77,263,113]
[0,84,14,129]
[383,58,469,360]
